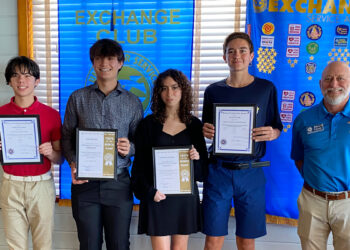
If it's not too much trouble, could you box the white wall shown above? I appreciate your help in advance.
[0,0,17,105]
[0,1,335,249]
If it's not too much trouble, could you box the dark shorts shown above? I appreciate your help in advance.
[202,161,267,238]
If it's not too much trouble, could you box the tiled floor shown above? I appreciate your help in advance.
[0,204,335,249]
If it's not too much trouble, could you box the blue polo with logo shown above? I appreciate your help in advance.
[291,99,350,192]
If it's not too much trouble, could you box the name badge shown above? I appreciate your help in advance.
[306,124,324,134]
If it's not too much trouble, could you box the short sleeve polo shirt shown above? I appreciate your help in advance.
[291,100,350,192]
[0,97,62,176]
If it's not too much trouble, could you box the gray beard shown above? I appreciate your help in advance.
[323,88,349,105]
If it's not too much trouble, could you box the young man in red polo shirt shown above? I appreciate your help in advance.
[0,56,63,250]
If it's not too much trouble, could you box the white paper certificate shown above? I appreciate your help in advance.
[153,146,193,195]
[0,115,42,165]
[214,104,256,155]
[76,128,117,180]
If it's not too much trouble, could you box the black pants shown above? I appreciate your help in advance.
[71,171,133,250]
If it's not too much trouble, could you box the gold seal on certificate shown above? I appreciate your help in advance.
[152,146,194,195]
[213,104,256,156]
[76,128,118,180]
[0,115,43,165]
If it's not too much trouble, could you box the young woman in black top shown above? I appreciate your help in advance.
[131,69,208,250]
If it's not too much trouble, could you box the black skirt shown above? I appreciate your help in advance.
[138,184,202,236]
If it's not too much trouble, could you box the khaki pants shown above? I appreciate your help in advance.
[297,187,350,250]
[0,177,55,250]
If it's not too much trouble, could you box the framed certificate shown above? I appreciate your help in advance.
[76,128,118,180]
[213,104,256,156]
[0,115,42,165]
[152,146,194,195]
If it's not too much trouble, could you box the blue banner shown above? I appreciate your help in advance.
[58,0,195,199]
[247,0,350,219]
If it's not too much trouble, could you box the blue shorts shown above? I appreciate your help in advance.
[202,161,267,238]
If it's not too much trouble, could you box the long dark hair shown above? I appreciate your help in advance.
[151,69,193,124]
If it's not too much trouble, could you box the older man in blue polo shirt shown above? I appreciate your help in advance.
[291,61,350,250]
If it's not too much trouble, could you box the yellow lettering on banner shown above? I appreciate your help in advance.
[146,64,157,79]
[134,56,142,66]
[127,30,140,44]
[74,9,184,25]
[100,10,111,25]
[144,29,157,44]
[76,8,184,43]
[127,11,139,25]
[252,0,350,14]
[141,10,152,24]
[323,0,337,13]
[96,29,125,44]
[87,10,98,24]
[296,0,307,13]
[114,29,125,43]
[76,10,85,24]
[97,29,156,44]
[280,0,294,12]
[268,0,279,12]
[125,54,131,63]
[170,9,180,24]
[113,10,125,25]
[133,56,157,80]
[308,0,322,13]
[88,72,96,84]
[96,29,110,40]
[155,10,167,24]
[140,61,149,70]
[339,0,350,13]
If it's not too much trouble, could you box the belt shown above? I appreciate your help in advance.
[3,172,52,182]
[304,182,350,201]
[221,161,270,170]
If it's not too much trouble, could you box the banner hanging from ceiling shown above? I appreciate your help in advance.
[58,0,195,199]
[247,0,350,220]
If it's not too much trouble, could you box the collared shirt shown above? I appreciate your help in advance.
[0,97,61,176]
[62,82,143,168]
[291,100,350,192]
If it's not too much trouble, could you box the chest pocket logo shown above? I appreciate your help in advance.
[306,124,324,134]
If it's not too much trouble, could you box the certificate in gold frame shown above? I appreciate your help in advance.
[76,128,118,180]
[152,146,194,195]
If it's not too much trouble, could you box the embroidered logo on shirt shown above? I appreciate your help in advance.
[307,124,324,134]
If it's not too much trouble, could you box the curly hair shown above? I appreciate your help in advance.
[151,69,193,124]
